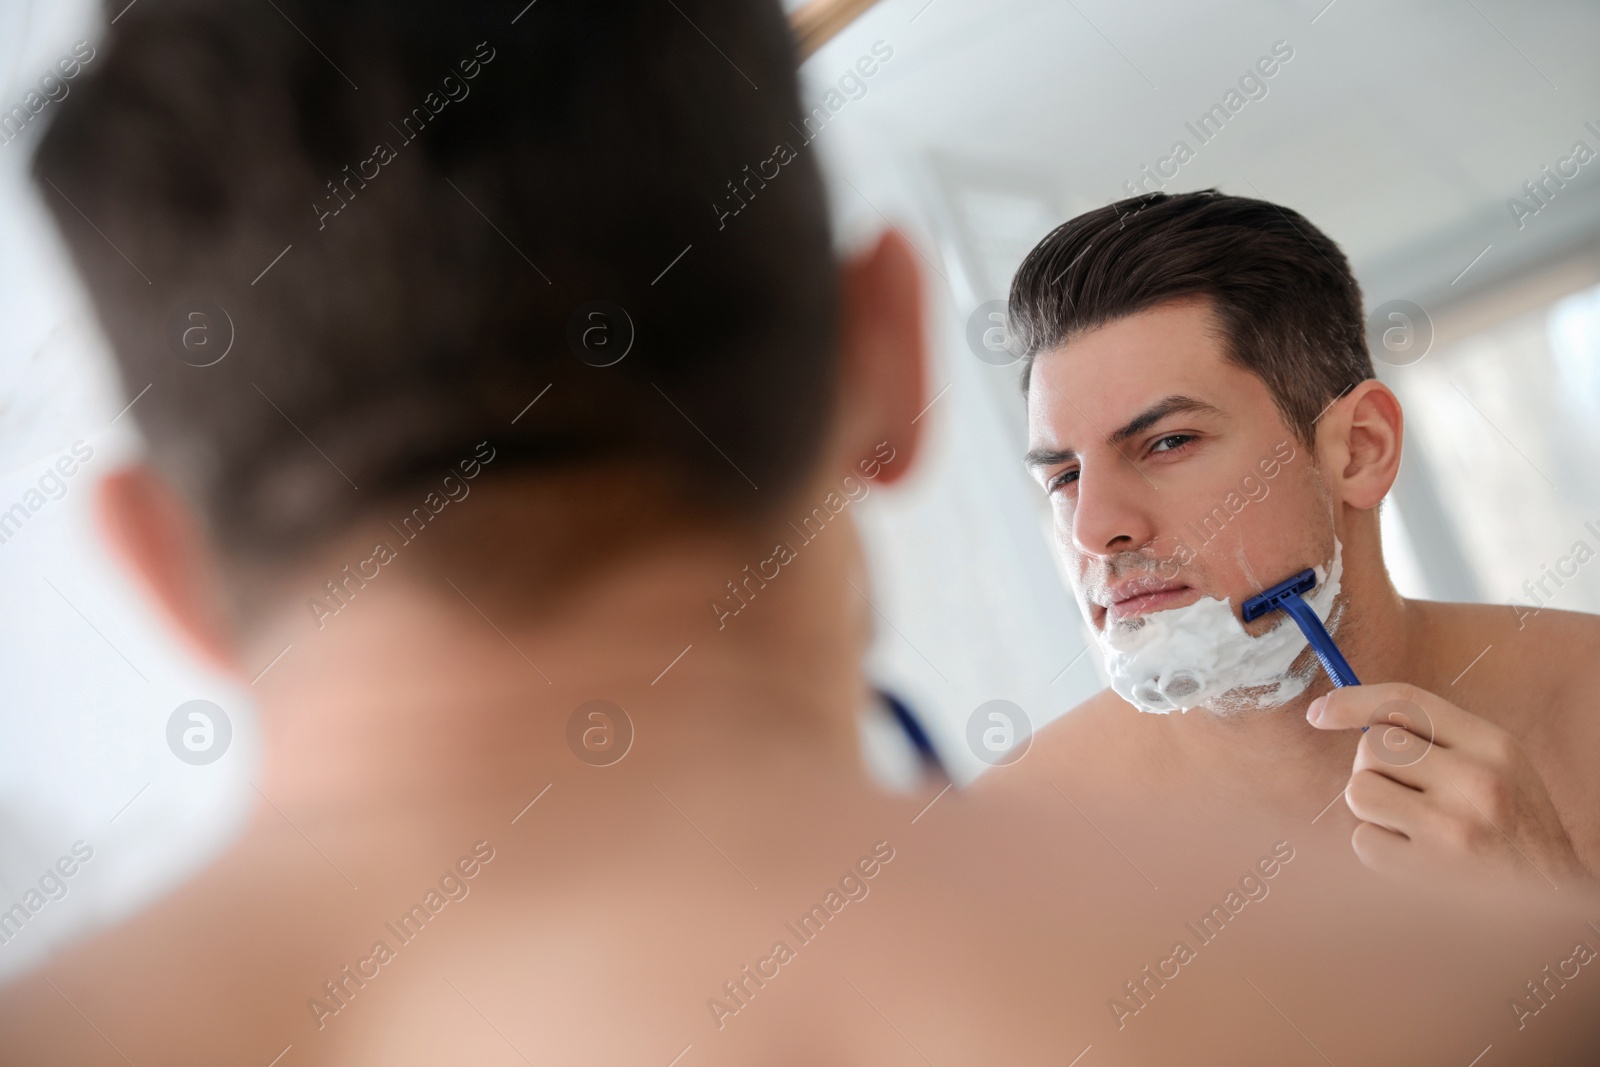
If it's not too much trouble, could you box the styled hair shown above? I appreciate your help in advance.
[35,0,837,559]
[1009,190,1373,445]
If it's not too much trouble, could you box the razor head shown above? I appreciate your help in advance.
[1239,568,1317,623]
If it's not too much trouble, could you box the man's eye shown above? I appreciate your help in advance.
[1150,434,1195,455]
[1047,469,1080,493]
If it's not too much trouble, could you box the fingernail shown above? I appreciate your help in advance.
[1306,695,1326,725]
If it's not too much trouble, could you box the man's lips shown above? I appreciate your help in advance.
[1098,579,1198,622]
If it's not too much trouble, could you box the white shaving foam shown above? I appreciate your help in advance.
[1096,541,1344,715]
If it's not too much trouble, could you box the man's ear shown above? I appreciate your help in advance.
[833,228,927,487]
[1318,380,1403,510]
[95,466,240,678]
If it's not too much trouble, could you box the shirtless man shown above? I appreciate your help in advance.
[1006,189,1600,893]
[1,2,1596,1061]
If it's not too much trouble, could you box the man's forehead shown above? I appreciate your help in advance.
[1030,298,1228,394]
[1026,321,1239,453]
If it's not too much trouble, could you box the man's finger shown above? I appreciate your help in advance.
[1306,681,1464,748]
[1349,819,1411,875]
[1345,768,1424,837]
[1351,712,1457,784]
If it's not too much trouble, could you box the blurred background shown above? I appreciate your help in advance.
[2,0,1599,978]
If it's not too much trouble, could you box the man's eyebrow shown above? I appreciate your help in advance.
[1107,395,1225,446]
[1024,446,1076,472]
[1024,395,1226,472]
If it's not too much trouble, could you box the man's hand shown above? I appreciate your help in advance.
[1307,682,1593,890]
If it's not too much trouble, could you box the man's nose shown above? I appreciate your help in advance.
[1070,459,1158,559]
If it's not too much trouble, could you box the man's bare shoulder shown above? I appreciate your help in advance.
[0,813,352,1066]
[0,774,1066,1067]
[1412,600,1600,848]
[1034,684,1138,755]
[974,683,1162,801]
[1508,603,1600,695]
[1533,611,1600,737]
[1412,599,1600,719]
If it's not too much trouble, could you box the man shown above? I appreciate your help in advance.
[0,1,977,1062]
[1007,189,1600,892]
[1,2,1594,1059]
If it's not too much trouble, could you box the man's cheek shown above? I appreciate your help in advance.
[1164,540,1196,572]
[1159,541,1196,579]
[1060,553,1094,604]
[1047,506,1070,548]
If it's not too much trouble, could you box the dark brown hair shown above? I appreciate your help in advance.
[1008,190,1373,445]
[35,0,836,561]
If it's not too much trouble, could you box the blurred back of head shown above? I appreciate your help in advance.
[35,0,837,596]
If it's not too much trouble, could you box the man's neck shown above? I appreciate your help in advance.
[238,522,872,822]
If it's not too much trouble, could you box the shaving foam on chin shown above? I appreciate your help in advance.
[1096,541,1343,714]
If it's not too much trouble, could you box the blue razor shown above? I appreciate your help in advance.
[1240,569,1360,688]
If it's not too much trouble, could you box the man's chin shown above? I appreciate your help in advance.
[1192,685,1295,719]
[1176,659,1323,719]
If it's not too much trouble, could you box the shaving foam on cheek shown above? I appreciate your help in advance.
[1097,541,1343,714]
